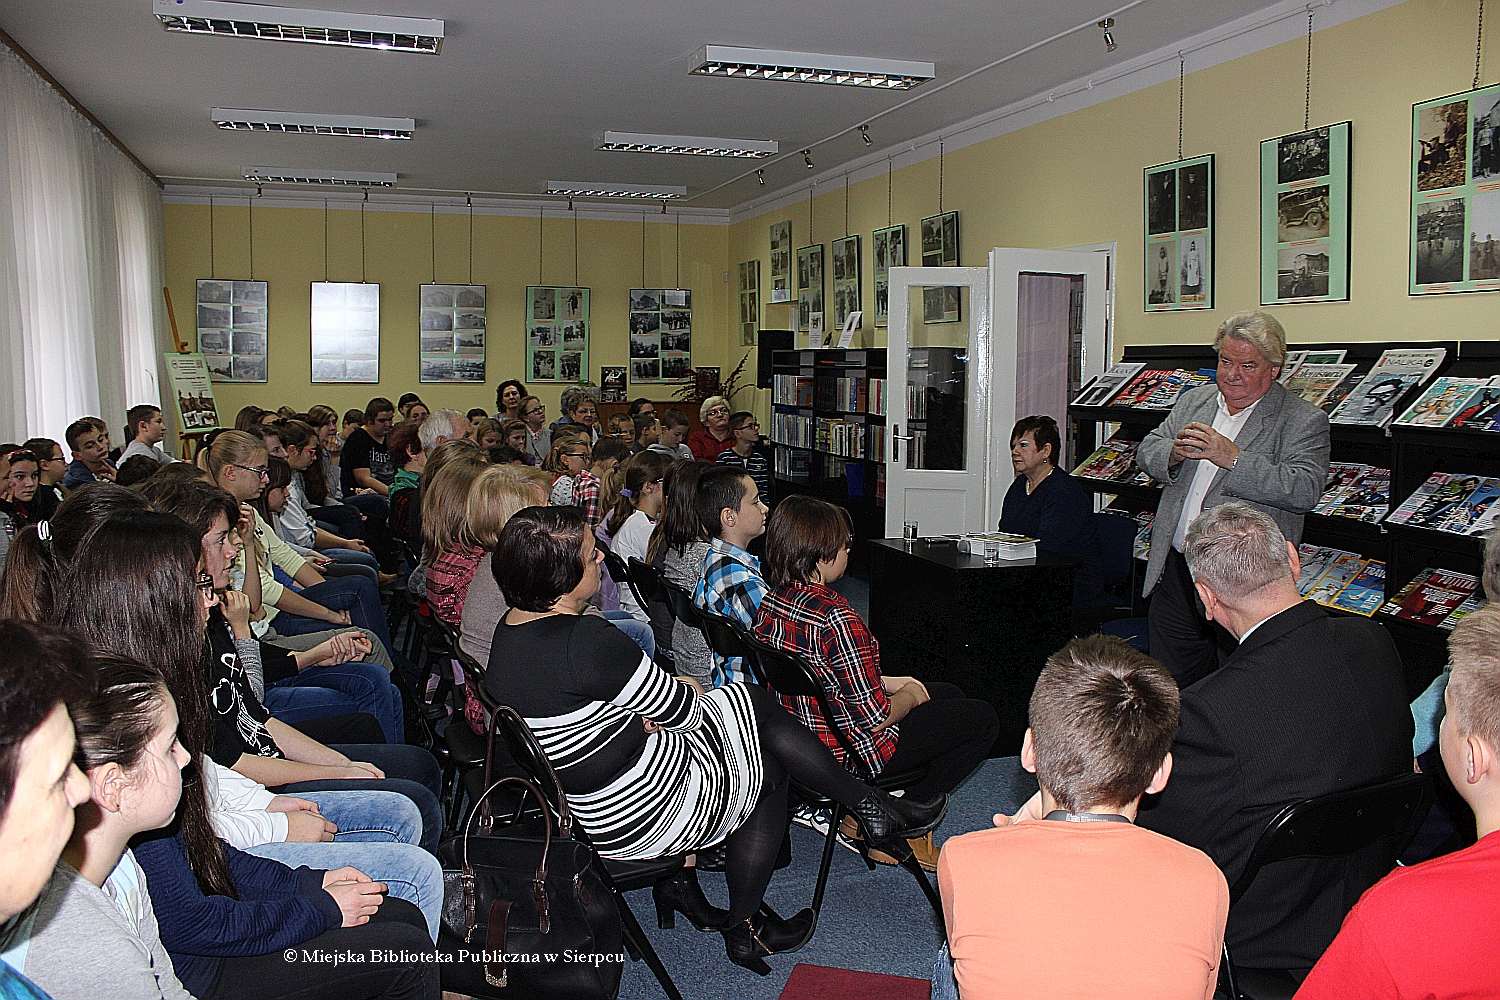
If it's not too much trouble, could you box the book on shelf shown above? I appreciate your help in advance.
[1380,568,1480,627]
[1329,559,1387,616]
[1312,462,1390,523]
[1329,348,1447,427]
[1279,349,1347,383]
[773,374,814,408]
[1283,363,1357,407]
[1386,472,1500,536]
[1450,376,1500,431]
[1075,362,1147,407]
[868,378,887,416]
[774,447,811,482]
[771,412,813,449]
[1072,437,1153,485]
[906,383,929,420]
[1393,376,1492,427]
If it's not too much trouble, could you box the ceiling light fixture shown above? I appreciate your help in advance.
[546,180,687,200]
[213,108,415,139]
[859,124,872,145]
[598,131,777,158]
[803,150,814,169]
[242,165,397,186]
[756,169,765,186]
[1099,18,1117,53]
[691,44,934,90]
[154,0,444,53]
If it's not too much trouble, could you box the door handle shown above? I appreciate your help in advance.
[891,423,914,442]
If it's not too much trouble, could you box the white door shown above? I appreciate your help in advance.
[986,248,1110,525]
[884,266,992,538]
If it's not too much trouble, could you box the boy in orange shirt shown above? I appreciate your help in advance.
[934,635,1228,1000]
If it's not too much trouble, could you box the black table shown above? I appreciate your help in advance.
[867,538,1078,757]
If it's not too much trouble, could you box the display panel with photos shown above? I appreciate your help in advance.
[629,288,691,383]
[738,261,760,346]
[920,211,960,323]
[1261,123,1351,304]
[419,284,486,383]
[196,279,267,383]
[526,286,589,383]
[1410,83,1500,294]
[309,282,380,383]
[1144,154,1215,311]
[769,220,792,303]
[872,223,906,327]
[796,244,825,342]
[831,235,861,333]
[164,353,222,432]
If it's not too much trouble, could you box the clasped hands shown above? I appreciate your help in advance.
[1169,422,1239,470]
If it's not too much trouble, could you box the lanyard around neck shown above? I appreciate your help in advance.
[1043,809,1131,824]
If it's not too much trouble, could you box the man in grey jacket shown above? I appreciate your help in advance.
[1137,311,1330,687]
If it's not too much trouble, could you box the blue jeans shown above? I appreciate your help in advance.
[602,610,655,661]
[244,841,442,943]
[265,661,403,744]
[321,547,380,584]
[294,789,423,844]
[273,576,406,672]
[276,743,443,852]
[931,943,959,1000]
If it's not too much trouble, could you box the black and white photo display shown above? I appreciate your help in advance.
[920,211,960,323]
[1410,84,1500,294]
[738,261,760,346]
[1144,154,1215,311]
[527,286,589,383]
[769,220,792,303]
[197,279,267,383]
[628,288,691,382]
[419,284,486,383]
[1261,124,1350,304]
[309,281,380,383]
[872,223,906,327]
[796,244,824,343]
[831,235,861,333]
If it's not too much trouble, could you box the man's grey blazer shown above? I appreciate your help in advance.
[1137,381,1330,596]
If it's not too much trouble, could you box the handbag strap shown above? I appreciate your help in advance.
[462,775,554,933]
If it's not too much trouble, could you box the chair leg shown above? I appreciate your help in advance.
[1218,941,1239,999]
[612,887,684,1000]
[811,806,840,918]
[898,854,946,935]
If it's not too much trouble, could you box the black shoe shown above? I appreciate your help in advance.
[721,918,772,976]
[652,867,728,932]
[754,904,816,954]
[853,788,948,853]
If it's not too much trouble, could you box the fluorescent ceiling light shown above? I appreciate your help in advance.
[243,165,397,186]
[213,109,415,139]
[154,0,444,53]
[598,131,777,158]
[691,45,934,90]
[547,181,687,200]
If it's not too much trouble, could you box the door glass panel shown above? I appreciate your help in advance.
[904,285,969,471]
[1015,271,1086,466]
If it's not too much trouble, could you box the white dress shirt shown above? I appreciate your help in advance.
[1172,393,1262,551]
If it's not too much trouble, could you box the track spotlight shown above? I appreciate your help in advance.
[859,124,871,145]
[756,168,765,185]
[803,149,814,169]
[1098,18,1117,53]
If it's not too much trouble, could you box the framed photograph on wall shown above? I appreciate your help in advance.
[738,261,760,346]
[196,279,267,383]
[872,223,906,327]
[920,211,960,323]
[419,283,486,383]
[629,287,691,383]
[831,235,861,333]
[1144,154,1215,311]
[309,282,380,383]
[527,286,589,382]
[1261,123,1350,304]
[1409,84,1500,294]
[796,244,825,343]
[769,220,792,303]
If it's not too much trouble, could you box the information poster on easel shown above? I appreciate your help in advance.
[164,353,223,433]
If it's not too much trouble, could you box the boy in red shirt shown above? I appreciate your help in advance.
[1295,603,1500,1000]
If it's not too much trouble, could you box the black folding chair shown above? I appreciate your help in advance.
[1217,771,1433,1000]
[736,628,944,936]
[595,536,652,616]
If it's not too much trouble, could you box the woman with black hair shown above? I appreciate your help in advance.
[648,460,717,688]
[998,415,1103,605]
[493,379,526,422]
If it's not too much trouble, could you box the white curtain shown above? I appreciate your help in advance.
[0,45,171,450]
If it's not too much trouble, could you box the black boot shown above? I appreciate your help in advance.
[754,904,816,954]
[721,918,773,976]
[853,788,948,856]
[652,867,728,932]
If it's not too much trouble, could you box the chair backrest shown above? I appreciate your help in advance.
[1230,771,1434,905]
[487,704,576,837]
[1092,512,1138,586]
[696,610,761,681]
[739,630,873,780]
[659,580,703,629]
[596,537,650,613]
[627,557,667,606]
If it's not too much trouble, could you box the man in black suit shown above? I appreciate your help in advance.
[1137,502,1413,973]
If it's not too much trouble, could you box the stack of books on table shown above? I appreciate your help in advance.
[1312,463,1390,523]
[956,532,1038,560]
[1379,568,1485,629]
[1072,436,1155,486]
[1295,545,1387,616]
[1385,472,1500,536]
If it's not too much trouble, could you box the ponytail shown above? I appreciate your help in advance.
[604,452,673,537]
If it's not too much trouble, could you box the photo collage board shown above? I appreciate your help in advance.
[769,220,793,303]
[1260,123,1352,304]
[309,281,380,383]
[196,279,268,383]
[419,284,486,383]
[831,235,861,334]
[872,223,906,327]
[1410,83,1500,294]
[526,286,590,383]
[796,244,824,342]
[920,211,960,323]
[1144,154,1215,311]
[738,261,760,346]
[628,288,692,383]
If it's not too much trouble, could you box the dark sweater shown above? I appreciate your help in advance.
[133,832,339,998]
[998,468,1103,605]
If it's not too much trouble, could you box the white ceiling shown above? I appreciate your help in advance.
[2,0,1286,209]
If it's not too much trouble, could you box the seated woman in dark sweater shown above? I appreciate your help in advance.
[998,415,1103,605]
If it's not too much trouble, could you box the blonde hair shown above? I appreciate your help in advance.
[418,438,484,496]
[543,430,590,475]
[500,464,553,497]
[1213,310,1288,369]
[206,430,266,480]
[467,467,548,549]
[420,456,489,562]
[1446,603,1500,750]
[699,395,730,421]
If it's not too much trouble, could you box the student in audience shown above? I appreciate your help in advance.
[631,413,662,454]
[485,506,946,974]
[233,407,267,433]
[420,459,492,627]
[935,635,1227,1000]
[276,420,370,550]
[607,412,634,444]
[302,406,343,489]
[0,621,95,1000]
[499,418,528,455]
[693,468,768,685]
[649,461,718,688]
[689,396,735,461]
[1136,502,1413,972]
[472,418,502,450]
[753,496,998,867]
[21,438,66,519]
[600,451,673,625]
[518,395,551,464]
[1295,603,1500,999]
[0,450,40,532]
[395,393,426,424]
[260,458,381,586]
[650,408,695,461]
[493,378,526,422]
[408,439,485,568]
[716,412,771,504]
[61,418,116,488]
[998,415,1103,604]
[120,404,177,467]
[544,431,594,507]
[341,398,396,497]
[340,408,364,443]
[465,408,488,435]
[551,386,601,443]
[384,419,423,550]
[567,437,629,527]
[627,398,656,420]
[114,455,161,488]
[486,445,527,466]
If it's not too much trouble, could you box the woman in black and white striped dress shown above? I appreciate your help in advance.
[485,505,946,975]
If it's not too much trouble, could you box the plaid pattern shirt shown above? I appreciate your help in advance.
[573,469,604,527]
[693,537,766,687]
[752,581,897,775]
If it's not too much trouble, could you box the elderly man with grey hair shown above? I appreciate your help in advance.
[1137,310,1331,687]
[417,407,468,455]
[1137,501,1412,977]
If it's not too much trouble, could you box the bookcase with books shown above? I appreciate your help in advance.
[770,348,888,567]
[1067,339,1500,696]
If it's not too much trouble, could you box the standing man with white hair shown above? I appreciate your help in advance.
[1137,310,1331,687]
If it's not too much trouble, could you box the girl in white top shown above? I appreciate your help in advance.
[597,451,674,623]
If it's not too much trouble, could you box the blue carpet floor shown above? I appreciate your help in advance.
[617,756,1038,1000]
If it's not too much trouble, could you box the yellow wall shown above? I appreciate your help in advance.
[163,203,731,420]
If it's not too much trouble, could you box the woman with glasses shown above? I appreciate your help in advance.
[688,395,736,462]
[552,387,601,444]
[750,496,999,872]
[517,395,550,464]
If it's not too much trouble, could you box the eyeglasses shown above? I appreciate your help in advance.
[564,450,590,459]
[524,406,545,416]
[706,407,730,417]
[232,463,269,479]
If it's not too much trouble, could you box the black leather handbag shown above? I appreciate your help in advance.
[437,710,623,999]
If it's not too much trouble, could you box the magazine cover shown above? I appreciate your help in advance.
[1278,349,1346,383]
[1075,362,1147,407]
[1330,560,1386,616]
[1330,370,1426,426]
[1385,472,1451,525]
[1140,369,1213,409]
[1111,370,1176,408]
[1436,476,1500,535]
[1073,438,1145,483]
[1406,474,1483,530]
[1132,514,1155,561]
[1451,376,1500,430]
[1297,545,1355,596]
[1314,463,1368,513]
[1322,466,1390,523]
[1394,377,1489,427]
[1381,568,1479,626]
[1306,553,1367,606]
[1442,595,1487,630]
[1284,363,1357,407]
[1317,368,1363,414]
